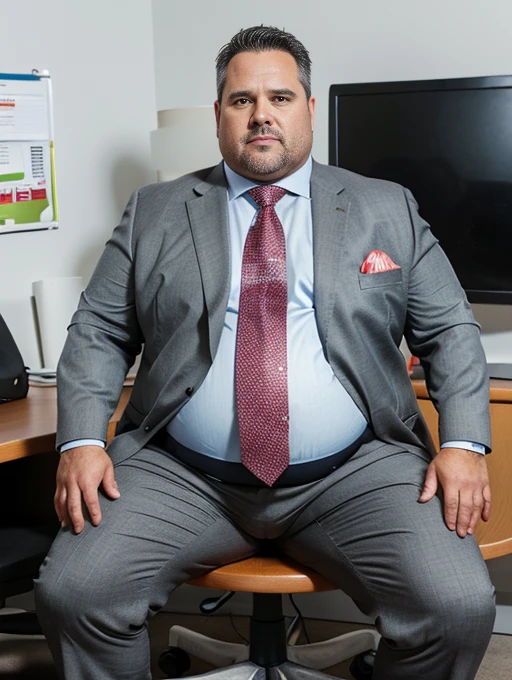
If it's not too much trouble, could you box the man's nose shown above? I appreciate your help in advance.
[250,100,275,127]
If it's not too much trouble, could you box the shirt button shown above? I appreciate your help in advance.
[144,425,150,432]
[185,386,194,396]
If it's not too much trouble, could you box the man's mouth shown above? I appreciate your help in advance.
[247,135,280,145]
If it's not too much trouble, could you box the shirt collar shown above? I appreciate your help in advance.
[224,156,312,201]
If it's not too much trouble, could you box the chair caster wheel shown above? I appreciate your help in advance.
[158,646,191,678]
[349,648,376,679]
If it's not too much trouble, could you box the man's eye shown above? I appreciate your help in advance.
[274,97,288,103]
[235,98,250,105]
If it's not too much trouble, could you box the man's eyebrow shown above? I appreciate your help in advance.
[227,90,253,102]
[226,88,298,102]
[269,88,297,98]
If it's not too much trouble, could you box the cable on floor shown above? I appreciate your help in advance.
[288,593,311,644]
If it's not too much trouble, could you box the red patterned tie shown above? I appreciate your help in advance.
[236,185,289,486]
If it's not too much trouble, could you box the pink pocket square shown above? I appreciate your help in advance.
[360,250,401,274]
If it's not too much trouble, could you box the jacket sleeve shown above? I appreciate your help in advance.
[56,191,143,449]
[402,188,491,451]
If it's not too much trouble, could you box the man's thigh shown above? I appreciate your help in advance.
[279,448,493,634]
[37,447,258,620]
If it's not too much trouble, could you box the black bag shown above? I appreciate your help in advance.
[0,314,29,403]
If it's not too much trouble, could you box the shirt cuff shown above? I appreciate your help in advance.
[441,440,486,455]
[59,439,105,453]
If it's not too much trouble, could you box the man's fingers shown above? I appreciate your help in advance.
[54,488,68,526]
[467,506,481,535]
[455,491,475,537]
[66,485,85,534]
[482,485,492,522]
[82,485,103,527]
[443,491,459,532]
[419,463,438,503]
[102,464,121,500]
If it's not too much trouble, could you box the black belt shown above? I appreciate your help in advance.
[150,426,373,487]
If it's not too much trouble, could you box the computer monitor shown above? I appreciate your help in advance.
[329,76,512,304]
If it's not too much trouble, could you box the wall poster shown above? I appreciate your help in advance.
[0,71,58,235]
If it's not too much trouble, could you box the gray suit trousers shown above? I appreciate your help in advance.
[35,440,495,680]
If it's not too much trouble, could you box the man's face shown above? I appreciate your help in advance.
[214,50,316,182]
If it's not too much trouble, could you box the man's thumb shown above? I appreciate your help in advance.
[419,464,437,503]
[103,465,121,499]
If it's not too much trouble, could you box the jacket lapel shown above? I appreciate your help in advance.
[186,162,230,360]
[310,161,351,347]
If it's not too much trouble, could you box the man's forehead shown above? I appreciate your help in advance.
[223,51,303,96]
[225,50,300,80]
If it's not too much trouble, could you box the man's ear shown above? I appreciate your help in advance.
[309,96,316,132]
[214,100,221,138]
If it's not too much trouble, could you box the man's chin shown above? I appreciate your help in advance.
[239,149,289,179]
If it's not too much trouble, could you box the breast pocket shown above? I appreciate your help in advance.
[358,269,403,290]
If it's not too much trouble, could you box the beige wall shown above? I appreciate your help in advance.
[0,1,157,368]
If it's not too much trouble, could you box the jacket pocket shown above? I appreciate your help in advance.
[358,269,402,289]
[402,412,418,428]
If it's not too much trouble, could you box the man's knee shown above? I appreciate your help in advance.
[439,576,496,643]
[35,543,144,637]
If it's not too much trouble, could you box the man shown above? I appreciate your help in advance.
[35,26,495,680]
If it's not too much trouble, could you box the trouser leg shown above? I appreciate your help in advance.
[34,448,258,680]
[279,447,496,680]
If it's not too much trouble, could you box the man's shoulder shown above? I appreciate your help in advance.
[136,163,225,205]
[312,160,408,198]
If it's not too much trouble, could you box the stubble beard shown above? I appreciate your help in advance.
[238,143,291,177]
[237,126,291,178]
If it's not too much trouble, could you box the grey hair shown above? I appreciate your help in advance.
[216,26,312,102]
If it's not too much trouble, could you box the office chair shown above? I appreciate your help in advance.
[0,524,57,635]
[159,554,380,680]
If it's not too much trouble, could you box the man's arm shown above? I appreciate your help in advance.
[55,192,143,532]
[57,191,143,449]
[402,188,491,537]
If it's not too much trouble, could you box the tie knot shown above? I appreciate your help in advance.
[248,185,286,208]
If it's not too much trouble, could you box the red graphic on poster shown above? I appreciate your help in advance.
[16,188,31,202]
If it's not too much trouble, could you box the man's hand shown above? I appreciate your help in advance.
[419,448,491,538]
[55,446,120,534]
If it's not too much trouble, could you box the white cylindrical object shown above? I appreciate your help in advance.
[33,277,83,371]
[150,106,221,182]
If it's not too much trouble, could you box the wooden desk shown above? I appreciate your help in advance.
[413,379,512,560]
[0,385,131,464]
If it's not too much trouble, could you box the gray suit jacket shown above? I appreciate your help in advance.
[57,161,491,463]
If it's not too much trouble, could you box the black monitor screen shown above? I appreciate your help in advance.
[329,77,512,304]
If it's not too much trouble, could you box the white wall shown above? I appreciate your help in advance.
[153,0,512,625]
[0,1,157,368]
[153,0,512,354]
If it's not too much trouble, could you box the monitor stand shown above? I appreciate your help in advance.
[487,363,512,380]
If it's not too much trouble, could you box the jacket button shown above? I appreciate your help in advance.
[185,387,194,396]
[144,425,150,432]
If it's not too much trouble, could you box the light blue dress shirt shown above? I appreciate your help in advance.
[168,157,368,464]
[61,158,485,457]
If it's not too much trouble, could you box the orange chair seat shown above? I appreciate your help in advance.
[188,556,337,594]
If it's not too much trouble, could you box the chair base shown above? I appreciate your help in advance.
[168,624,380,671]
[176,660,343,680]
